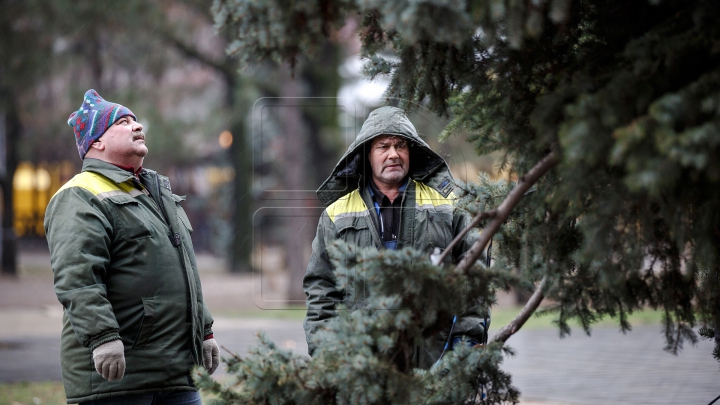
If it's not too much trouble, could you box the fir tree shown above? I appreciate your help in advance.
[199,0,720,403]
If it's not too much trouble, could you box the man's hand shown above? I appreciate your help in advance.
[203,338,220,374]
[92,340,125,381]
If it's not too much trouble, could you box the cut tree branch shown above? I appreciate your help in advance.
[492,276,547,343]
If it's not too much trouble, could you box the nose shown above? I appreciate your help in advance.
[132,121,143,132]
[388,146,399,159]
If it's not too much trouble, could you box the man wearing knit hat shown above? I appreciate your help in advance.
[45,90,219,404]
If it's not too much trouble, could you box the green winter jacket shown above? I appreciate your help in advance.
[44,159,213,403]
[303,106,489,369]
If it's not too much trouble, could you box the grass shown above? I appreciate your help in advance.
[211,306,307,320]
[0,381,227,405]
[211,304,666,336]
[0,381,66,405]
[490,306,666,335]
[212,305,307,321]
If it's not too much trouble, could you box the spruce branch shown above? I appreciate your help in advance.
[443,149,558,344]
[454,149,560,276]
[493,276,548,343]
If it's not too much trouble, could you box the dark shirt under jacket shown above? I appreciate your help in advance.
[368,178,408,250]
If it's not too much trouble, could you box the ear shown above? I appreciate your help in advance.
[89,140,105,152]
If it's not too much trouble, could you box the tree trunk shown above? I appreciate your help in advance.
[300,41,342,188]
[217,74,253,273]
[228,111,252,273]
[281,41,342,301]
[714,267,720,358]
[89,30,104,93]
[1,92,19,276]
[279,78,316,303]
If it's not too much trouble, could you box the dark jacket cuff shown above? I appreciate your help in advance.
[86,330,121,351]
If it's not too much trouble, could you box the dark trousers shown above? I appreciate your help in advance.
[80,390,201,405]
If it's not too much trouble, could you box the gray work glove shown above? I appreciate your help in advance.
[203,338,220,374]
[92,339,125,381]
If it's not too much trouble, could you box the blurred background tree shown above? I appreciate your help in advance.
[2,0,479,294]
[2,0,360,285]
[199,0,720,403]
[2,0,271,276]
[3,0,234,271]
[0,0,58,275]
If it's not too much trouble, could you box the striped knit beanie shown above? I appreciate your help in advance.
[68,89,136,159]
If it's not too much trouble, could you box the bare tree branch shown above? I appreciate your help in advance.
[221,345,242,361]
[435,209,497,265]
[493,276,548,343]
[453,149,560,276]
[445,149,559,343]
[161,29,281,99]
[160,30,237,79]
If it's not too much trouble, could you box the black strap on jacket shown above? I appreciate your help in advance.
[139,170,181,247]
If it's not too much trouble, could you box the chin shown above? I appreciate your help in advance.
[382,175,405,184]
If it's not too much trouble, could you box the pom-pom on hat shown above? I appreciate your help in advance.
[68,89,136,159]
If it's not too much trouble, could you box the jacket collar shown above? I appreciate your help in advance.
[368,177,409,202]
[81,158,138,184]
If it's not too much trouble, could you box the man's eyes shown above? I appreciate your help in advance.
[377,143,408,150]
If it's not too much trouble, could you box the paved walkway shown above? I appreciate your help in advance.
[1,251,718,404]
[500,326,718,405]
[1,310,717,405]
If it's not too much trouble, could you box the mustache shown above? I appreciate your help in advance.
[132,131,146,140]
[383,160,404,169]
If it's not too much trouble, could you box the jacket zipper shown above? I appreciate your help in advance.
[151,175,181,247]
[144,171,201,364]
[365,181,409,250]
[396,181,409,249]
[362,192,383,250]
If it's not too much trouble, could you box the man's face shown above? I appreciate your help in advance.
[98,115,148,161]
[368,135,410,188]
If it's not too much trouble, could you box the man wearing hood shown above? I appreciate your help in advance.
[303,106,489,369]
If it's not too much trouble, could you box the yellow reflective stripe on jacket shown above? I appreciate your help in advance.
[51,171,142,201]
[326,181,456,223]
[326,189,369,223]
[414,180,454,213]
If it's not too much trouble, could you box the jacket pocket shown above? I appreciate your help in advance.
[132,297,156,349]
[414,209,455,265]
[335,216,374,249]
[420,210,453,252]
[171,194,193,234]
[107,194,154,241]
[334,217,373,306]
